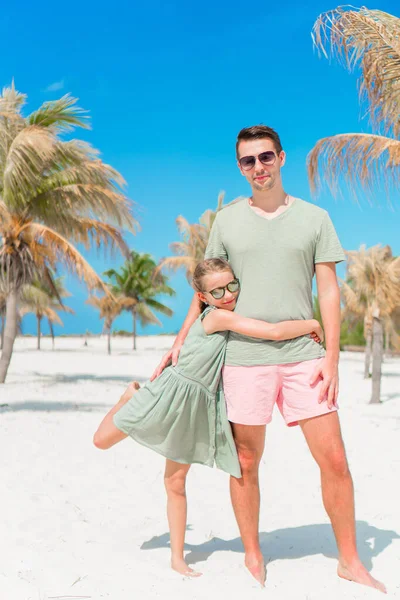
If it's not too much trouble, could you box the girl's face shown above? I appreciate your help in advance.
[197,270,240,311]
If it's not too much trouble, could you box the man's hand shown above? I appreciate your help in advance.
[150,341,184,381]
[309,356,339,409]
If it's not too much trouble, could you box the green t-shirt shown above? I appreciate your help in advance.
[204,197,345,366]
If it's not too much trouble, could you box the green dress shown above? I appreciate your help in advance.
[113,306,241,478]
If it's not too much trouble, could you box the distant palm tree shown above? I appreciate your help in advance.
[86,292,136,354]
[308,7,400,201]
[0,290,6,350]
[342,245,400,403]
[341,275,372,379]
[0,83,137,382]
[386,307,400,354]
[158,192,242,282]
[105,251,175,350]
[20,276,74,350]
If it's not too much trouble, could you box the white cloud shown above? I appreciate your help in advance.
[45,79,65,92]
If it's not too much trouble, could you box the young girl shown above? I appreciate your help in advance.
[94,258,323,578]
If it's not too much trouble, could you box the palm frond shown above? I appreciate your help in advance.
[145,298,173,317]
[312,7,400,137]
[47,217,130,258]
[28,95,90,133]
[42,307,64,325]
[87,292,136,320]
[0,81,27,114]
[27,223,110,294]
[20,284,50,311]
[343,244,400,320]
[158,255,197,278]
[341,280,369,319]
[3,126,57,207]
[307,133,400,198]
[0,199,10,221]
[135,302,162,327]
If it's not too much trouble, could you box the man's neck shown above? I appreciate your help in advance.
[250,187,289,214]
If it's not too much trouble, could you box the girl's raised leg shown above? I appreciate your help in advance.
[93,381,140,449]
[164,459,201,577]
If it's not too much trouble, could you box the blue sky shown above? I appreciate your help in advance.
[2,0,399,336]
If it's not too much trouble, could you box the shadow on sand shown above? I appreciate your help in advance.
[0,400,110,412]
[4,372,147,386]
[141,521,399,571]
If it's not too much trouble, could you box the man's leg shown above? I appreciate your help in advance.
[230,423,266,586]
[300,412,386,593]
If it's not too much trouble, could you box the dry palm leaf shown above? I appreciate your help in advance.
[309,7,400,200]
[312,7,400,137]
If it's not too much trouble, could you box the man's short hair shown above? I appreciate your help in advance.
[236,125,283,158]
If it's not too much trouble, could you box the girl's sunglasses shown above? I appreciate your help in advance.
[238,151,277,171]
[206,278,240,300]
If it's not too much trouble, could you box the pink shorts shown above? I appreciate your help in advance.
[222,358,338,427]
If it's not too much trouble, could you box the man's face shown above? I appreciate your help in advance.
[237,138,286,192]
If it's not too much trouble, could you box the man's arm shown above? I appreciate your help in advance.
[150,293,201,380]
[311,262,341,408]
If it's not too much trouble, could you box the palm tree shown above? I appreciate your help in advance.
[105,251,175,350]
[19,276,74,349]
[158,192,242,282]
[342,245,400,403]
[341,275,372,378]
[86,292,136,354]
[308,7,400,201]
[386,307,400,354]
[0,289,6,350]
[0,83,137,382]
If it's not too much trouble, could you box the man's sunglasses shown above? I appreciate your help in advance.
[206,278,240,300]
[238,151,277,171]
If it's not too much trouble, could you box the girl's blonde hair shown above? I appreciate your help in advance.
[192,258,234,311]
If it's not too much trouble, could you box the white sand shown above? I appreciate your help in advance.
[1,337,399,600]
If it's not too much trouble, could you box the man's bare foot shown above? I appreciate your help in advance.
[171,557,202,578]
[338,561,386,594]
[245,554,266,587]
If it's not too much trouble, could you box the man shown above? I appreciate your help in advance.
[152,125,385,592]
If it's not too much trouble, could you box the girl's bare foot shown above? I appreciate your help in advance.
[120,381,141,403]
[171,557,202,578]
[338,561,386,593]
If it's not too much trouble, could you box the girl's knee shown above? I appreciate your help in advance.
[164,473,187,496]
[93,431,109,450]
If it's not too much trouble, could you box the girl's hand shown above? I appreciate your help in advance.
[310,321,324,344]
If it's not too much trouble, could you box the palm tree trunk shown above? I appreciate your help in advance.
[384,323,390,355]
[132,309,137,351]
[105,318,112,355]
[364,327,372,379]
[37,315,42,350]
[370,317,383,404]
[49,320,55,349]
[0,315,4,350]
[0,289,18,384]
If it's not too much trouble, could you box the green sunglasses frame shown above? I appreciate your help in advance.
[206,278,240,299]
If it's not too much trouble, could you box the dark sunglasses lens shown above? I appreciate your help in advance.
[210,288,224,299]
[239,156,256,170]
[259,151,276,165]
[227,280,239,292]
